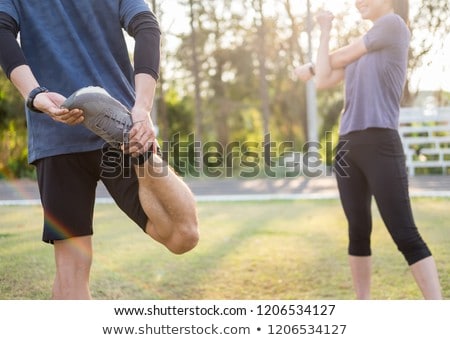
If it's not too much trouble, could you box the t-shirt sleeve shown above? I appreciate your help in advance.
[0,0,20,25]
[0,12,28,78]
[119,0,150,30]
[363,14,405,52]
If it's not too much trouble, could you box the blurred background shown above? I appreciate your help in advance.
[0,0,449,178]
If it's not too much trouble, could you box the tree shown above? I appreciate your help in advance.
[1,0,449,177]
[149,0,170,144]
[252,0,271,141]
[0,71,34,178]
[403,0,450,105]
[188,0,204,159]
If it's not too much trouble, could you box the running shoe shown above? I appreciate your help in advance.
[62,86,133,145]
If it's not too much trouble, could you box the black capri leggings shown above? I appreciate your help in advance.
[334,128,431,265]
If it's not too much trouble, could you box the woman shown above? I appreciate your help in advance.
[296,0,442,299]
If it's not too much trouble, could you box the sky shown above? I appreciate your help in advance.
[141,0,450,92]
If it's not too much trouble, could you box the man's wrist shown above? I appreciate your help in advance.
[26,86,48,112]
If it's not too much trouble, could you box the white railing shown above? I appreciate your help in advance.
[398,107,450,176]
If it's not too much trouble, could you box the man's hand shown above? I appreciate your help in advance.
[125,106,158,156]
[33,91,84,125]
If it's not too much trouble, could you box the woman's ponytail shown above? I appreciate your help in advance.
[393,0,409,24]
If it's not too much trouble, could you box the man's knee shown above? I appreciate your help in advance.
[167,222,199,255]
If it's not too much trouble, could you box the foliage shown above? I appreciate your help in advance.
[0,72,34,178]
[0,1,448,177]
[0,71,24,128]
[403,0,450,105]
[0,121,35,179]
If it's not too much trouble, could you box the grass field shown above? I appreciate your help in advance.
[0,198,448,300]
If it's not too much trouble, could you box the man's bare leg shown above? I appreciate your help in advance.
[52,235,93,299]
[135,154,199,254]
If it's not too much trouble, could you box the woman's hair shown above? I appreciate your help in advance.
[392,0,409,24]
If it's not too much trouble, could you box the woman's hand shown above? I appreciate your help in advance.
[316,10,334,32]
[294,63,315,82]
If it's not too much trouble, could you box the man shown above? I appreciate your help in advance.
[0,0,199,299]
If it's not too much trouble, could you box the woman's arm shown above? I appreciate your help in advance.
[295,11,368,89]
[329,37,367,69]
[314,10,344,89]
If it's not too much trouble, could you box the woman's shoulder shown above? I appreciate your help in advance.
[373,13,410,39]
[376,13,408,30]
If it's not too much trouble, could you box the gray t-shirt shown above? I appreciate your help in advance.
[0,0,150,162]
[339,13,410,136]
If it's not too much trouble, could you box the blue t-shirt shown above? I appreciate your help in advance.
[340,13,410,136]
[0,0,150,162]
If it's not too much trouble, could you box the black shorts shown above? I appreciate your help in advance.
[35,146,149,243]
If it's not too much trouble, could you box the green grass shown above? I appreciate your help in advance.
[0,198,448,300]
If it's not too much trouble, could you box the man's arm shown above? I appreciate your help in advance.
[126,11,161,155]
[0,12,82,124]
[9,65,84,125]
[0,12,27,79]
[127,73,158,155]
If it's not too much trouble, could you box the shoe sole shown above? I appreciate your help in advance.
[62,86,132,145]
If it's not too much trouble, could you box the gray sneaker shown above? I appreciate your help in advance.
[62,86,133,145]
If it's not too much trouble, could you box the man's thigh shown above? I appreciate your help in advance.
[35,150,102,243]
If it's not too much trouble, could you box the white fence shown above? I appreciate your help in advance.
[398,107,450,176]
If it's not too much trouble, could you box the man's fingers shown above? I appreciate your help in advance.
[125,131,154,155]
[49,108,84,125]
[65,115,84,125]
[121,118,157,155]
[48,107,68,116]
[124,141,148,156]
[128,126,138,139]
[152,140,159,154]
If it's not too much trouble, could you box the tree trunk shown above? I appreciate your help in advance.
[189,0,203,170]
[254,0,271,139]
